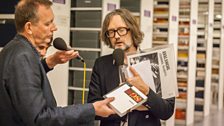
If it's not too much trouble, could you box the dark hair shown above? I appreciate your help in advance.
[101,8,144,49]
[15,0,52,32]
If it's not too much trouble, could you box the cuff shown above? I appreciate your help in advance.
[41,58,53,73]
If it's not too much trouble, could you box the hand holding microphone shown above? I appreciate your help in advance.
[53,37,85,63]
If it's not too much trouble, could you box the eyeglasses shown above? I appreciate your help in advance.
[105,27,130,38]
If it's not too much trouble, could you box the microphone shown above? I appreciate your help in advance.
[113,48,124,66]
[53,37,85,62]
[112,48,127,82]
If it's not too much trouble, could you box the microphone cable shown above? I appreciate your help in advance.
[52,37,86,104]
[82,62,86,104]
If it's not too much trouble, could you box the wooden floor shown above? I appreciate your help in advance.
[190,109,224,126]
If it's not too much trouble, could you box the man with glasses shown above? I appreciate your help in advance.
[87,8,175,126]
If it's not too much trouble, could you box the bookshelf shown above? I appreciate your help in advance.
[211,0,221,108]
[218,0,224,110]
[0,14,16,47]
[175,0,198,125]
[153,0,170,47]
[211,0,224,111]
[151,0,179,126]
[176,0,191,125]
[195,0,214,120]
[68,0,119,105]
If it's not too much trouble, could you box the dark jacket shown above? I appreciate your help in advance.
[0,34,95,126]
[88,54,175,126]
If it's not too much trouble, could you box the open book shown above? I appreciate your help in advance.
[126,44,178,99]
[103,82,147,117]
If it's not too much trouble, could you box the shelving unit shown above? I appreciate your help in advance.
[68,0,120,105]
[0,0,18,48]
[176,0,191,125]
[211,0,224,111]
[217,0,224,110]
[0,14,12,51]
[153,0,170,47]
[151,0,179,126]
[195,0,214,120]
[211,0,222,108]
[195,0,209,121]
[175,0,198,125]
[0,14,16,48]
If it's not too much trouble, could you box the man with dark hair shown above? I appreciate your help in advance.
[88,8,175,126]
[0,0,114,126]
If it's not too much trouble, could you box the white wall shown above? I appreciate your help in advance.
[47,0,71,106]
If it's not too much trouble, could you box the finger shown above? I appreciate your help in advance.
[104,97,115,103]
[129,66,139,77]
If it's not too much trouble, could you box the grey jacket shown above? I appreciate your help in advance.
[0,34,95,126]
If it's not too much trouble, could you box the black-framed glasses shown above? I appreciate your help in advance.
[105,27,130,38]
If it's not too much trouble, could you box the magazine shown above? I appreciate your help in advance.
[126,44,178,99]
[103,82,148,117]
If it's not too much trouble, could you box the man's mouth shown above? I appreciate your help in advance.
[115,42,123,45]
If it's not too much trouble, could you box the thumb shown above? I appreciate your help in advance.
[129,66,139,77]
[104,97,115,104]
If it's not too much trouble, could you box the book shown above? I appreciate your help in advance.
[103,82,148,117]
[126,44,178,99]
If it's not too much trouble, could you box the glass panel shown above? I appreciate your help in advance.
[70,31,100,48]
[71,0,102,7]
[68,90,88,105]
[120,0,140,12]
[69,51,100,68]
[68,70,92,88]
[70,11,101,27]
[0,0,18,14]
[0,19,16,47]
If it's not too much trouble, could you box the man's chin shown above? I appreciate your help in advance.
[115,45,125,50]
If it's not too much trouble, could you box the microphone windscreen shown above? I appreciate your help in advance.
[53,37,68,50]
[113,48,124,66]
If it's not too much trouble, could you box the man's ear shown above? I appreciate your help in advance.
[24,22,32,35]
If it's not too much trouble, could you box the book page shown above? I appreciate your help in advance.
[126,60,156,93]
[127,44,178,98]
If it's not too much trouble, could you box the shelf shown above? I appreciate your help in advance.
[0,14,14,19]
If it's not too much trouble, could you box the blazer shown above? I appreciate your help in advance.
[0,34,95,126]
[88,54,175,126]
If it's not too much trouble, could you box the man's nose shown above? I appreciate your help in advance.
[51,23,57,31]
[40,50,46,57]
[114,31,120,39]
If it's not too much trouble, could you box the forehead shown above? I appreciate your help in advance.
[36,5,54,22]
[108,15,127,29]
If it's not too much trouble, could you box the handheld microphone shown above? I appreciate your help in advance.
[113,48,127,82]
[113,48,124,66]
[53,37,85,62]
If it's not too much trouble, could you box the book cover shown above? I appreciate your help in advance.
[126,44,178,99]
[103,82,147,117]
